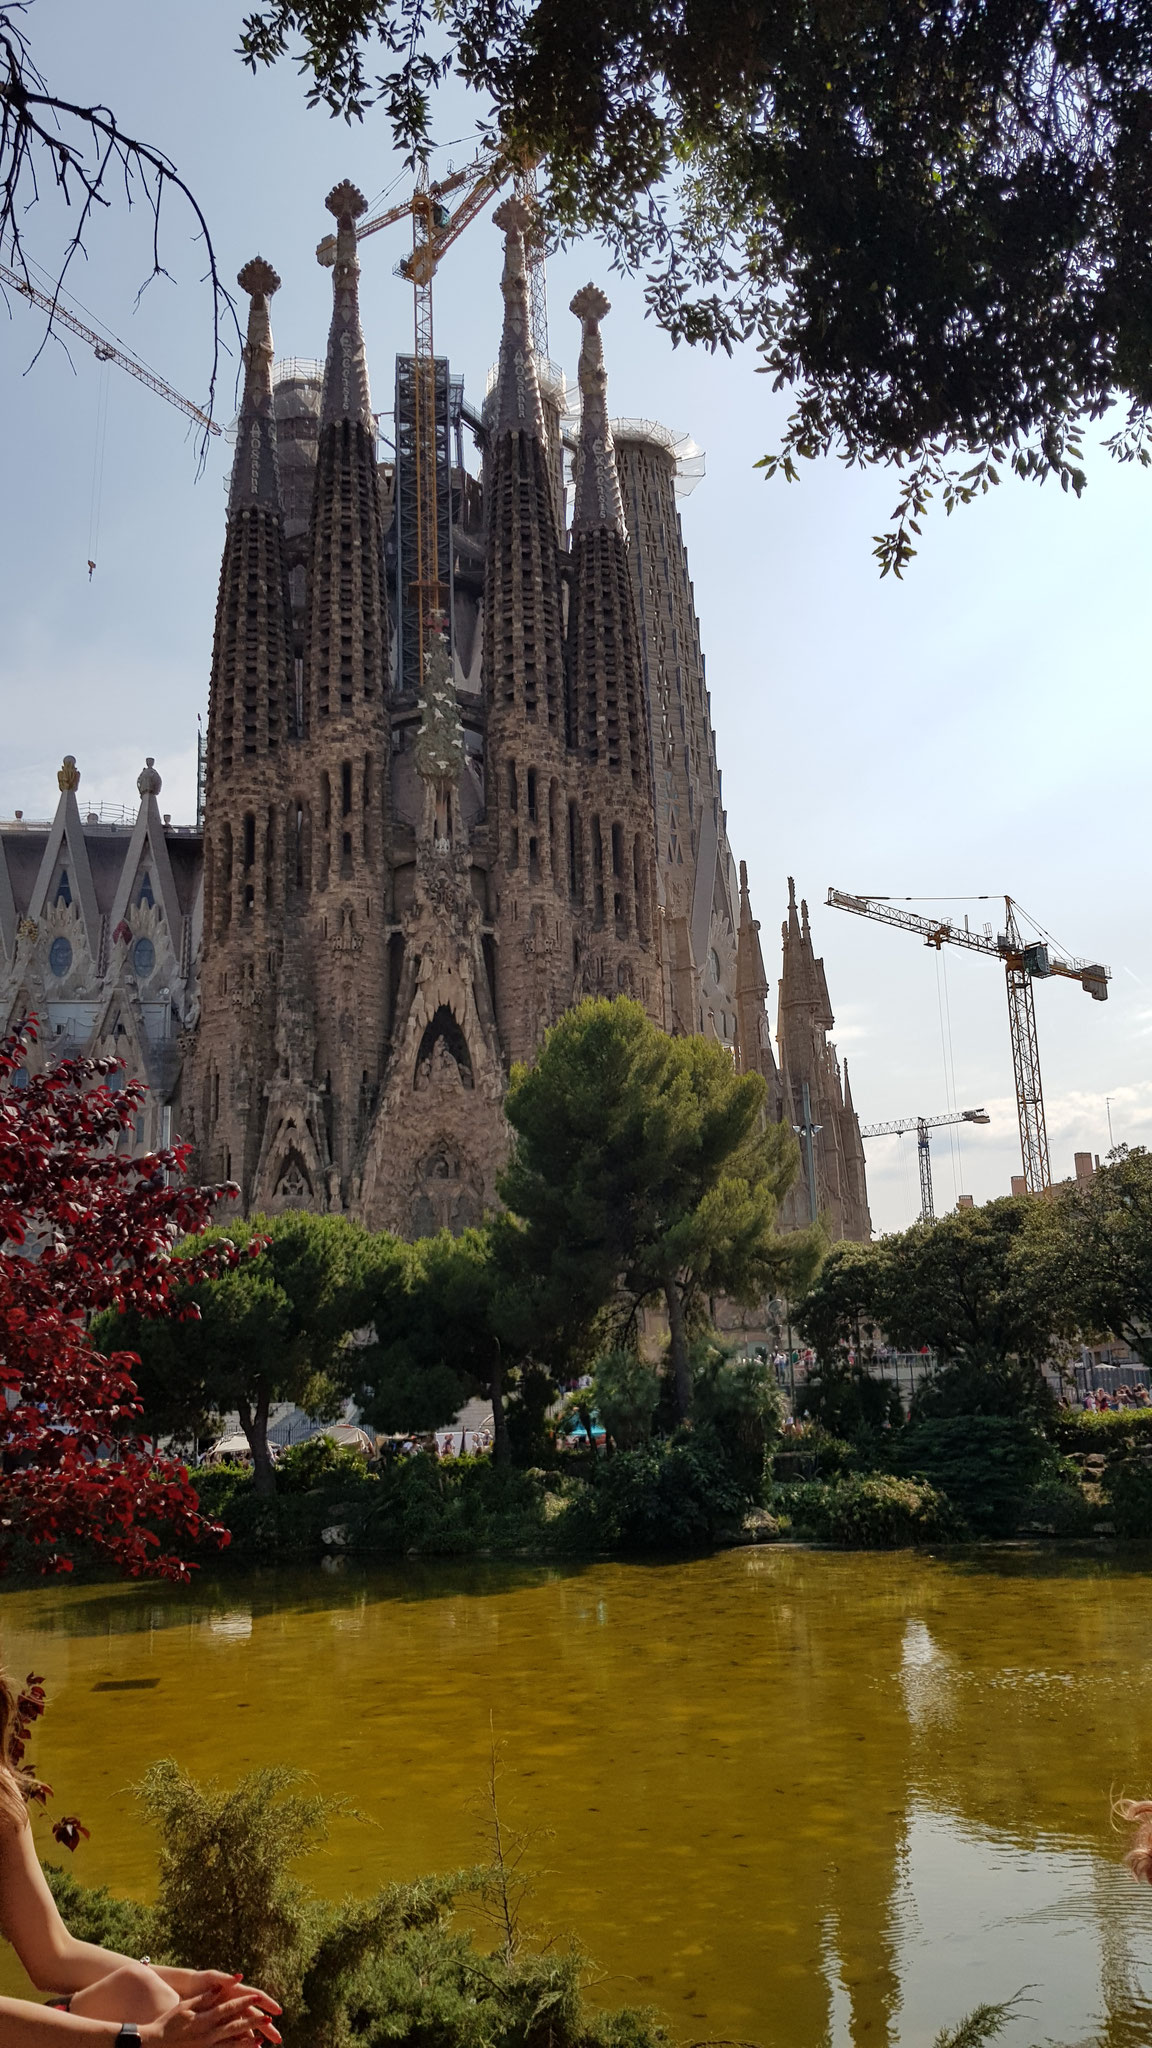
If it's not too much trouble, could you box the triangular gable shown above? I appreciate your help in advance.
[108,779,182,937]
[29,775,101,956]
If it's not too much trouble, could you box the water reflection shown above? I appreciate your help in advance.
[2,1549,1152,2046]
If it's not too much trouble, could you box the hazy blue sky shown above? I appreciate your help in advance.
[3,0,1148,1232]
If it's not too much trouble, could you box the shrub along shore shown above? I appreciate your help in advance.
[181,1399,1152,1564]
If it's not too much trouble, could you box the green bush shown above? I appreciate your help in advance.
[891,1414,1054,1535]
[1015,1474,1096,1536]
[689,1344,784,1486]
[588,1349,661,1450]
[772,1423,859,1482]
[48,1765,669,2048]
[574,1436,748,1552]
[276,1436,370,1494]
[1051,1407,1152,1455]
[768,1474,962,1547]
[1101,1457,1152,1536]
[794,1360,903,1438]
[911,1356,1055,1422]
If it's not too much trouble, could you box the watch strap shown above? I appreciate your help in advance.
[116,2028,142,2044]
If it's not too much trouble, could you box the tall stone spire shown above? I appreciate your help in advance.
[286,178,392,1196]
[229,258,282,512]
[306,179,389,732]
[482,196,575,1063]
[567,284,647,784]
[777,879,871,1242]
[562,284,661,1021]
[483,196,565,737]
[207,259,293,788]
[319,181,374,433]
[490,195,547,442]
[194,257,295,1198]
[569,285,626,538]
[735,859,781,1101]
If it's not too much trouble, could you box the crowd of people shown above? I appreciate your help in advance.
[1076,1383,1151,1411]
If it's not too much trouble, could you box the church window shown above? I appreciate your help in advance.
[526,769,537,822]
[341,761,353,816]
[245,883,255,911]
[611,823,624,877]
[54,870,72,908]
[507,761,518,813]
[133,936,156,978]
[243,813,256,870]
[136,871,154,909]
[48,936,73,978]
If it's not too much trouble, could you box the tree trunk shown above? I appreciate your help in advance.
[665,1274,693,1424]
[238,1385,275,1498]
[491,1352,511,1467]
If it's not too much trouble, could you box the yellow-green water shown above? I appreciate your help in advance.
[3,1549,1152,2046]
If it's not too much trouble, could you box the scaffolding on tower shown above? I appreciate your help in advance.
[318,146,545,692]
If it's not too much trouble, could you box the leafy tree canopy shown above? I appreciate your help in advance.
[1045,1145,1152,1365]
[352,1225,497,1441]
[499,997,798,1420]
[871,1196,1058,1370]
[99,1211,386,1495]
[0,1021,236,1578]
[240,0,1152,571]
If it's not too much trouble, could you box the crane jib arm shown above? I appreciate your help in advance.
[826,889,1110,1000]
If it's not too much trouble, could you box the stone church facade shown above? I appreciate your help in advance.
[0,184,870,1244]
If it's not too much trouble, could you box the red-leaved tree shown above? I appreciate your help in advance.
[0,1020,252,1580]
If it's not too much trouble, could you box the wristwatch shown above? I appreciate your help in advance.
[116,2028,141,2044]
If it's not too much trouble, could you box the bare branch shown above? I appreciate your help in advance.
[0,3,239,467]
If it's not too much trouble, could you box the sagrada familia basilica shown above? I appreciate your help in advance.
[0,185,871,1244]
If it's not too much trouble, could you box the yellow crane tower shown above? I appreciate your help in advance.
[828,890,1110,1195]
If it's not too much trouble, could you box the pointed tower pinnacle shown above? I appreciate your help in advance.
[569,284,626,536]
[735,858,780,1096]
[566,284,646,782]
[482,195,565,739]
[230,258,282,512]
[205,256,293,791]
[319,181,373,432]
[490,195,546,442]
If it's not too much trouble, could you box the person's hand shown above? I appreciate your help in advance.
[141,1982,282,2045]
[155,1970,280,2015]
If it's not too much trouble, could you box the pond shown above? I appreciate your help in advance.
[3,1547,1152,2047]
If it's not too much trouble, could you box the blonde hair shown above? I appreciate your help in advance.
[0,1666,46,1829]
[1115,1798,1152,1883]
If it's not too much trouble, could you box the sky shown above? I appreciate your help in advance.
[2,0,1149,1234]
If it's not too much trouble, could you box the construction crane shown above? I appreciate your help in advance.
[0,261,221,437]
[317,147,546,687]
[859,1107,991,1223]
[828,890,1110,1195]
